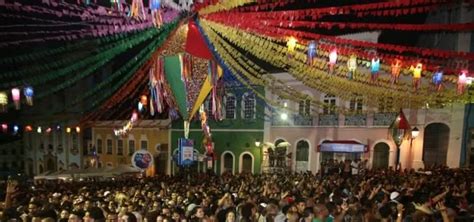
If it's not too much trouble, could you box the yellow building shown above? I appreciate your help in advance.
[90,120,171,176]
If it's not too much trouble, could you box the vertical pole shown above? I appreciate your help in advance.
[396,145,401,171]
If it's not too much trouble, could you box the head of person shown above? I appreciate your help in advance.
[60,209,69,219]
[296,199,306,213]
[225,210,236,222]
[28,201,41,216]
[194,206,205,219]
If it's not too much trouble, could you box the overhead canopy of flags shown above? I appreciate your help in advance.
[0,0,473,136]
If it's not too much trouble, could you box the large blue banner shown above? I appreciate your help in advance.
[178,138,194,166]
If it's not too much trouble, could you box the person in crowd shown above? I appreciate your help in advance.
[0,165,472,222]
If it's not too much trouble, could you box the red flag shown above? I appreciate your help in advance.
[185,21,213,60]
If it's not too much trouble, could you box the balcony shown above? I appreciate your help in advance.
[318,114,338,126]
[293,115,313,126]
[344,114,367,126]
[373,112,397,126]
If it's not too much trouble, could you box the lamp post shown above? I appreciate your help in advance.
[410,127,419,146]
[389,109,410,170]
[408,127,419,169]
[255,139,261,173]
[255,140,261,147]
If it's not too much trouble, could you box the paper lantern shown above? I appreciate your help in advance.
[287,37,297,54]
[13,125,19,134]
[307,41,317,65]
[0,92,7,112]
[76,126,81,133]
[46,127,52,133]
[370,57,380,82]
[130,0,146,20]
[24,87,34,106]
[66,127,71,133]
[111,0,122,11]
[329,49,338,65]
[37,126,42,134]
[432,68,444,91]
[11,88,20,110]
[25,125,33,132]
[150,0,160,10]
[391,59,402,84]
[347,55,357,79]
[411,63,423,90]
[371,58,380,74]
[131,111,138,122]
[458,70,468,94]
[1,124,7,133]
[328,49,337,73]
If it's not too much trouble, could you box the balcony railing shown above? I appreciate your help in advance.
[293,115,313,126]
[344,114,367,126]
[373,112,397,126]
[318,114,338,126]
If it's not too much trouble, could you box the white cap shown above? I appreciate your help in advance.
[390,191,400,200]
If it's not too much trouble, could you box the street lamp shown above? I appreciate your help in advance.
[389,109,410,170]
[255,139,261,147]
[411,127,419,142]
[408,127,419,169]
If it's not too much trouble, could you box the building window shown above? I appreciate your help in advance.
[349,94,363,113]
[242,93,256,119]
[378,97,393,113]
[299,99,311,116]
[225,94,236,119]
[117,140,123,156]
[129,140,135,155]
[11,148,16,155]
[106,139,112,154]
[97,139,103,154]
[141,140,148,150]
[72,134,78,152]
[323,94,336,114]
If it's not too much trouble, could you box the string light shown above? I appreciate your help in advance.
[0,92,7,112]
[24,86,34,106]
[11,88,20,110]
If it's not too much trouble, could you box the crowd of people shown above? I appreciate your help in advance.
[0,163,473,222]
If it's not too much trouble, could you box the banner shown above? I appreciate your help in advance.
[178,138,194,166]
[132,150,154,169]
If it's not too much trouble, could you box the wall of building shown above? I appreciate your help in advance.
[170,85,265,174]
[264,73,466,173]
[0,140,25,173]
[23,127,82,176]
[91,120,170,175]
[462,104,474,166]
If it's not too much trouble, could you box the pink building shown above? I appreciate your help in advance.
[263,73,465,173]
